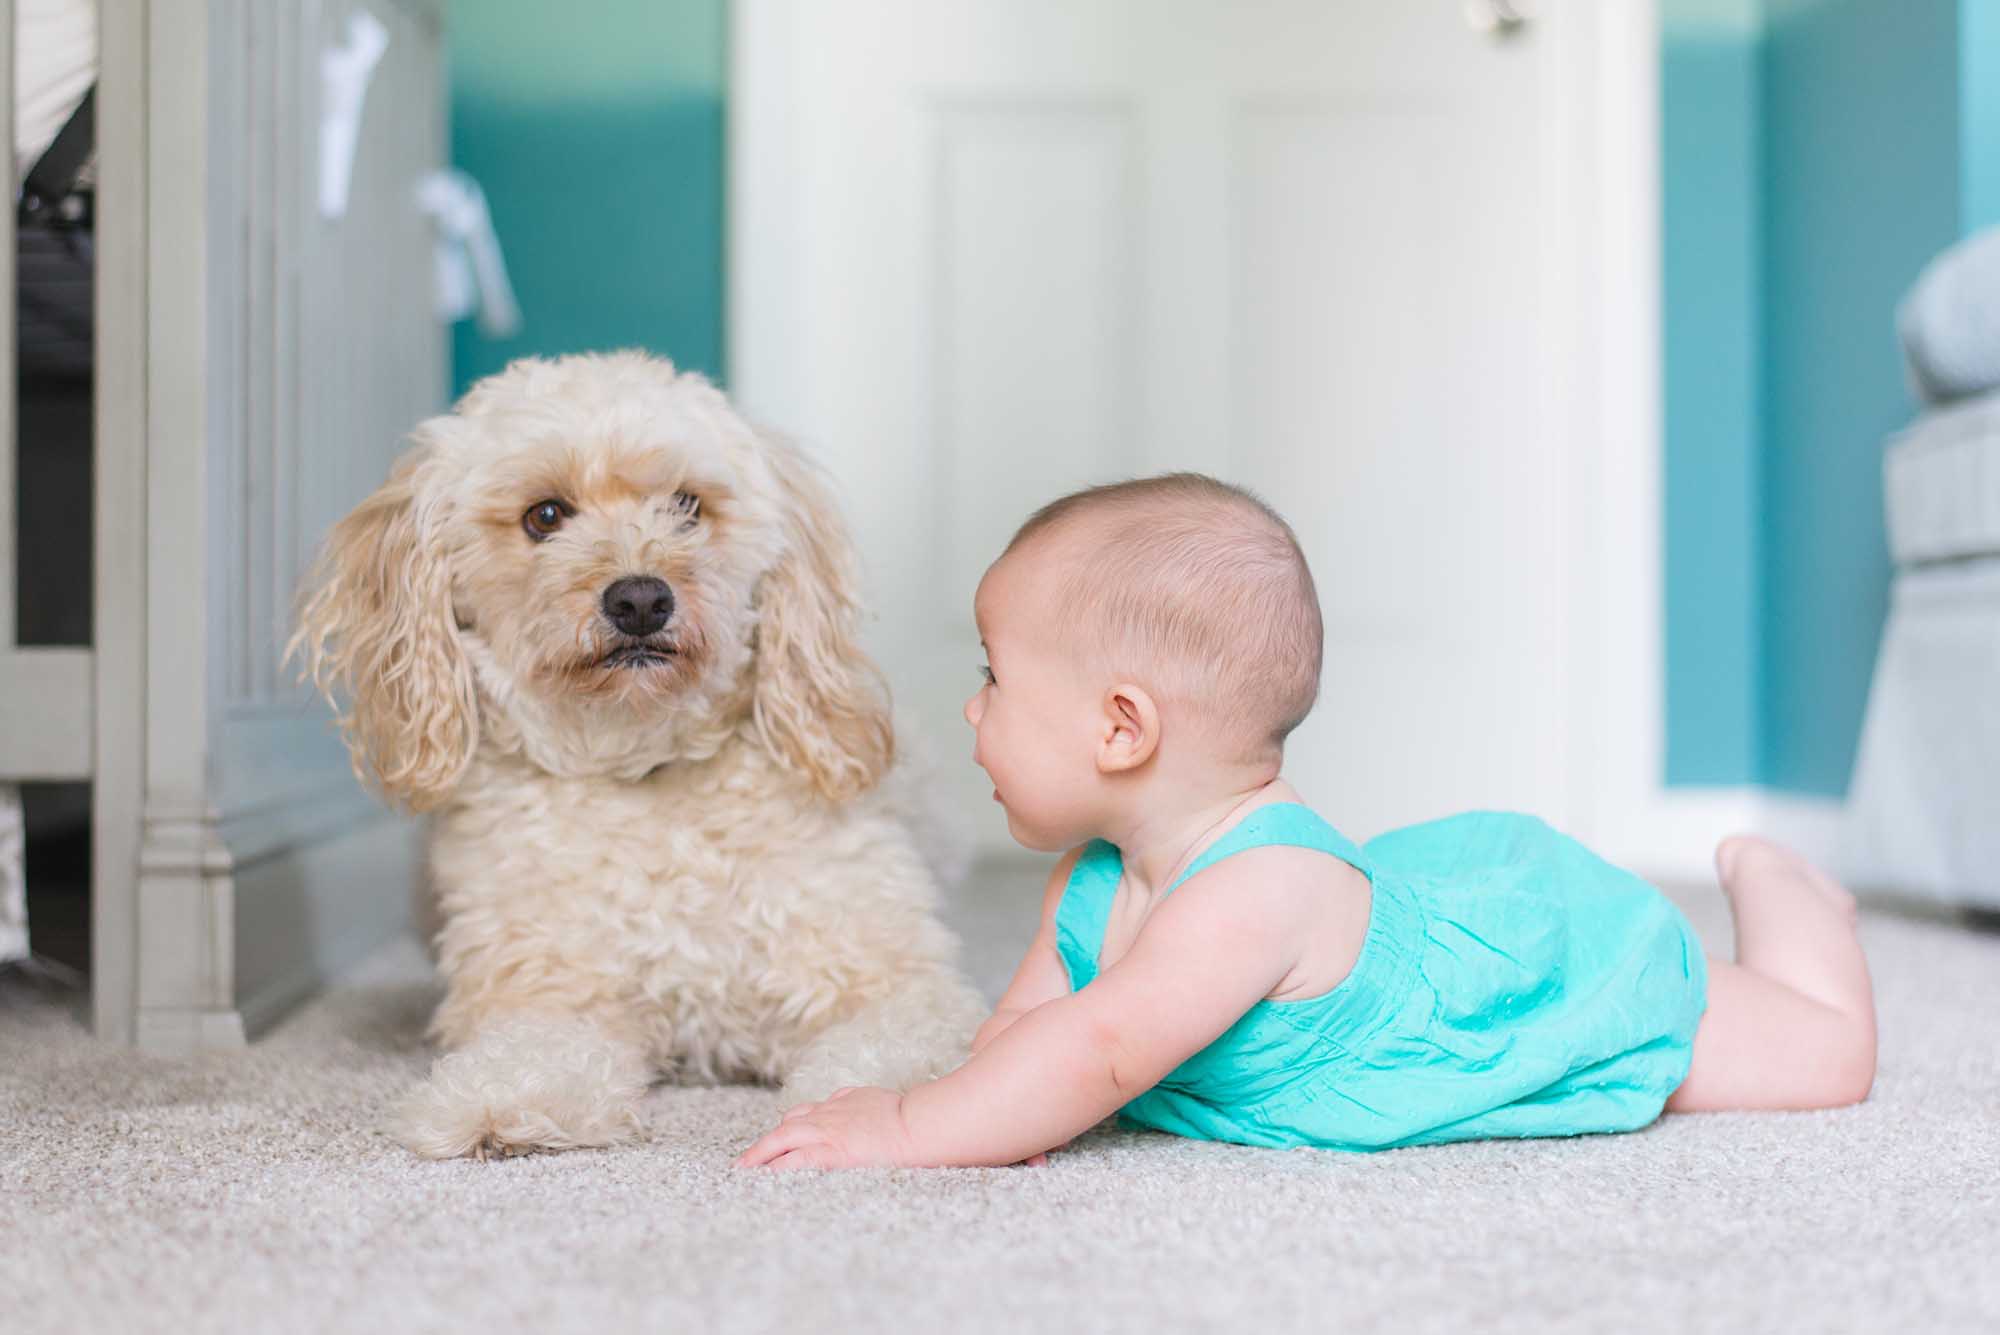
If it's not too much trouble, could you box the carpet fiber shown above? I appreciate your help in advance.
[4,869,1997,1334]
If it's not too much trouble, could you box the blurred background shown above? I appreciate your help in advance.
[4,0,1995,1047]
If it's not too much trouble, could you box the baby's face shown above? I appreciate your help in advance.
[964,551,1106,852]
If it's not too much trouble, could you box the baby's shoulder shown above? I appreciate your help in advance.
[1186,837,1374,1000]
[1149,842,1370,998]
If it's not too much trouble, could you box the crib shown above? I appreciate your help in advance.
[1,0,444,1049]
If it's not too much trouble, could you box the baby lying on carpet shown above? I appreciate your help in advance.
[738,473,1878,1168]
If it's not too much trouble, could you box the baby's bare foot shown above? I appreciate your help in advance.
[1701,833,1876,1105]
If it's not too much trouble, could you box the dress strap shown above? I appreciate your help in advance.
[1054,805,1367,994]
[1053,840,1123,991]
[1164,802,1369,898]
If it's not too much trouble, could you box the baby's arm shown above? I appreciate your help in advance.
[736,848,1317,1169]
[971,847,1084,1055]
[900,849,1310,1165]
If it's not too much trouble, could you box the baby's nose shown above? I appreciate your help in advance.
[963,692,982,727]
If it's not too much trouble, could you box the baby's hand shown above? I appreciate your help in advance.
[735,1086,918,1170]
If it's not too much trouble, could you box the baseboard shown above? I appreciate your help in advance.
[1753,792,1847,871]
[134,1006,247,1056]
[1594,788,1755,884]
[233,814,423,1040]
[1598,787,1844,885]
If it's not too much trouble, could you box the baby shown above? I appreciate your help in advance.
[737,473,1878,1168]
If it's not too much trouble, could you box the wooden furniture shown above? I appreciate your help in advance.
[1,0,444,1050]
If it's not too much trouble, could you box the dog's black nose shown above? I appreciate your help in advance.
[602,576,675,637]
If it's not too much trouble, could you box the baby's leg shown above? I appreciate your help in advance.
[1666,836,1877,1112]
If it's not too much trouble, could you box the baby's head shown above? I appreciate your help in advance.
[965,473,1323,849]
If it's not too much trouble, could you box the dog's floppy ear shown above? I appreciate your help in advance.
[289,434,479,811]
[750,438,894,802]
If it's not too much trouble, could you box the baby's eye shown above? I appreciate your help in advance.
[977,664,996,687]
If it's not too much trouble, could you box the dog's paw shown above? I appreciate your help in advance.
[778,1056,868,1108]
[392,1081,642,1161]
[392,1015,650,1160]
[779,975,987,1104]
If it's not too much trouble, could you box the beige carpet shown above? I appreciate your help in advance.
[4,871,1998,1335]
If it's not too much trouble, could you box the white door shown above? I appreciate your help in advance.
[732,0,1616,858]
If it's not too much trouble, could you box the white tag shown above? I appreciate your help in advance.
[319,10,389,219]
[419,169,524,337]
[434,238,477,324]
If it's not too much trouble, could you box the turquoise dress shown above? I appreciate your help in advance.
[1053,804,1709,1151]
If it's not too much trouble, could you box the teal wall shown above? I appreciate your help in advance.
[1661,0,1766,786]
[449,0,727,398]
[1966,0,2000,230]
[1662,0,1982,795]
[1759,0,1962,795]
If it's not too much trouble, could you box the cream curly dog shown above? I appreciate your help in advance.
[293,351,985,1160]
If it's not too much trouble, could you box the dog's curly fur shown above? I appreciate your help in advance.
[291,351,985,1160]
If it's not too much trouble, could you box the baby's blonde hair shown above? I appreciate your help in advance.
[1003,473,1323,760]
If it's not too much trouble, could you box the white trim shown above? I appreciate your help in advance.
[1600,787,1846,884]
[1755,792,1847,873]
[93,0,148,1047]
[725,0,805,426]
[1582,0,1676,864]
[1599,788,1754,884]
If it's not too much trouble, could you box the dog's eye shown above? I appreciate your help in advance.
[523,499,569,540]
[672,491,701,529]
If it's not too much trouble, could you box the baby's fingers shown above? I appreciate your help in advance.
[734,1119,825,1168]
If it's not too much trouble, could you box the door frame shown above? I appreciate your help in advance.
[728,0,1669,862]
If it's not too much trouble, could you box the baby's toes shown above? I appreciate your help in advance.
[1713,833,1760,886]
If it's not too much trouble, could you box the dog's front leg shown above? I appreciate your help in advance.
[393,1010,652,1160]
[780,968,988,1104]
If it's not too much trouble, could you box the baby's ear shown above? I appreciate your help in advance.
[1096,683,1162,774]
[748,434,895,801]
[288,433,479,810]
